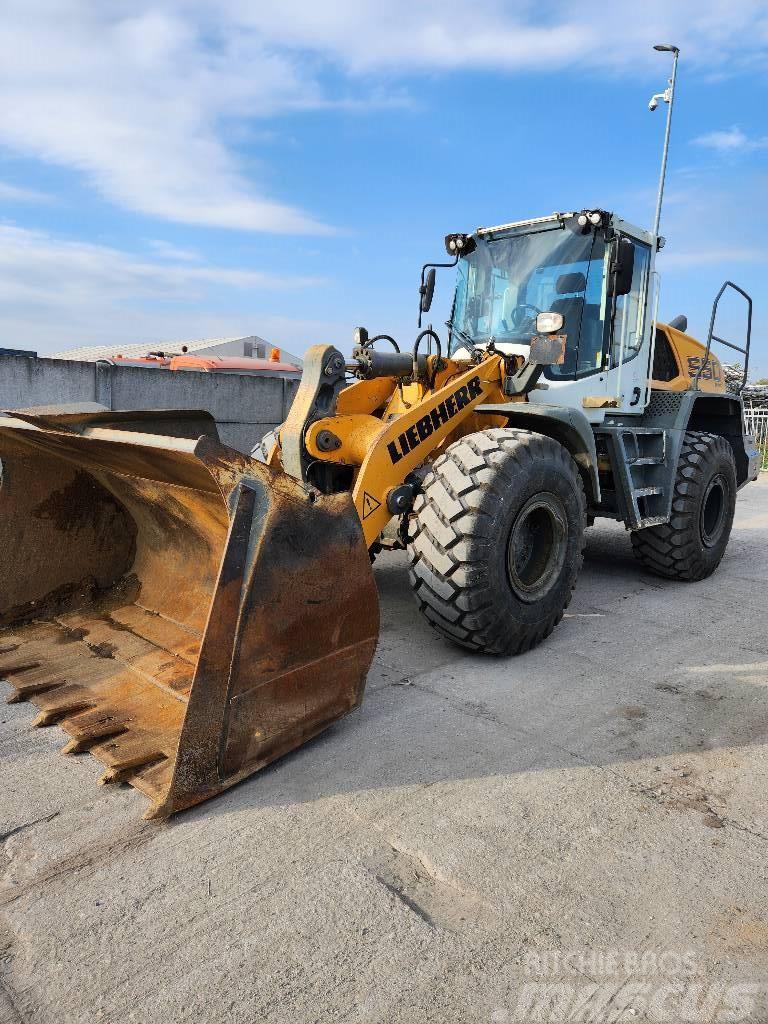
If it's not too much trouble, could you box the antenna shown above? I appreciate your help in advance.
[648,43,680,244]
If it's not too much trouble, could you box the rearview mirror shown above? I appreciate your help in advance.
[420,267,436,313]
[611,238,635,296]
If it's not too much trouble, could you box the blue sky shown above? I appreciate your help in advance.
[1,2,766,375]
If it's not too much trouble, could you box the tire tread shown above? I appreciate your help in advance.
[631,431,736,582]
[407,428,586,655]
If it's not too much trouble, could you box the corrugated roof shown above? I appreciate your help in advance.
[49,335,289,362]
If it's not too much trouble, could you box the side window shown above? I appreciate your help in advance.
[611,241,651,367]
[652,328,680,382]
[465,265,496,336]
[488,268,513,333]
[577,244,609,374]
[543,239,608,379]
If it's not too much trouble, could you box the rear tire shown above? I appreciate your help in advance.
[631,431,736,581]
[407,428,586,655]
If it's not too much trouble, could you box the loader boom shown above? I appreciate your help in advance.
[293,348,510,545]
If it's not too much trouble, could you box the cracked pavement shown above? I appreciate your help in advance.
[0,478,766,1023]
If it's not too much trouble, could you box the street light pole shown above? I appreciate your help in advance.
[649,44,680,245]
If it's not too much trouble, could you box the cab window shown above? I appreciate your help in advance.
[610,240,651,367]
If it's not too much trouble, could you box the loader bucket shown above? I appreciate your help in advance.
[0,407,379,818]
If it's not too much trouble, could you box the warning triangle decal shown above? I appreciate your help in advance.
[362,492,382,519]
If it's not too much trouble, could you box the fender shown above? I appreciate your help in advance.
[476,402,601,505]
[643,389,758,487]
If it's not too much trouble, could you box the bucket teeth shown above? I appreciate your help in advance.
[60,707,129,754]
[63,724,129,757]
[61,730,127,755]
[30,685,95,727]
[33,704,93,728]
[0,660,41,679]
[91,729,168,783]
[98,752,166,785]
[7,679,66,704]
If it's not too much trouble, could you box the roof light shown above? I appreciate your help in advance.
[444,233,476,257]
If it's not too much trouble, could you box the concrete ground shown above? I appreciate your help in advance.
[1,477,767,1024]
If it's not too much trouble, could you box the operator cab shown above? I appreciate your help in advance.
[446,211,656,417]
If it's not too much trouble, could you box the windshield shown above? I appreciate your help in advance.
[449,223,610,378]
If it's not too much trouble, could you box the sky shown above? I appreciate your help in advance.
[1,1,767,376]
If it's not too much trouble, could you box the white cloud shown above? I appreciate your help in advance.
[0,179,53,203]
[1,2,767,233]
[0,225,322,300]
[0,224,324,352]
[651,172,767,270]
[0,4,332,233]
[660,246,764,268]
[692,126,768,152]
[214,0,768,73]
[147,239,202,262]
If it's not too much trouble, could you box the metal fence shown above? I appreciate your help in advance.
[745,405,768,470]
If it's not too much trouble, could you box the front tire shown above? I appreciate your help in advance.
[631,431,736,581]
[407,428,586,655]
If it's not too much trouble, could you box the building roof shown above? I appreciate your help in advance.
[50,334,302,365]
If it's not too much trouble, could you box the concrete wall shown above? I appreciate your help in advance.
[0,355,299,454]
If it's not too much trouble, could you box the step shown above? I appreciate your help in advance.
[635,516,668,529]
[628,456,665,467]
[622,427,666,436]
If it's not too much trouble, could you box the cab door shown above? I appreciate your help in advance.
[528,234,653,422]
[606,237,653,414]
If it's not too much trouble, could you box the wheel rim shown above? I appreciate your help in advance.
[506,493,568,603]
[700,473,728,548]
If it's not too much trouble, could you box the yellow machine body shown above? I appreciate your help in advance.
[274,323,726,547]
[305,354,510,546]
[652,324,727,394]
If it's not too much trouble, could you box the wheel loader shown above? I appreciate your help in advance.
[0,208,758,818]
[0,43,760,817]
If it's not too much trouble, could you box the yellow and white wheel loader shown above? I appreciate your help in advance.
[0,47,760,816]
[0,208,758,817]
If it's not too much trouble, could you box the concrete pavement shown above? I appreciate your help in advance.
[1,477,767,1024]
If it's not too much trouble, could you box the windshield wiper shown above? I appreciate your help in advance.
[446,320,481,350]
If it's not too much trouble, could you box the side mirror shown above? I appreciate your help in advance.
[611,238,635,296]
[420,267,436,313]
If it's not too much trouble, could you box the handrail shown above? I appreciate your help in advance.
[643,269,662,409]
[695,280,752,392]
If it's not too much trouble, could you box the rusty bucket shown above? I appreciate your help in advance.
[0,407,379,818]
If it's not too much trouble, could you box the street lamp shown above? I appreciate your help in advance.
[649,43,680,244]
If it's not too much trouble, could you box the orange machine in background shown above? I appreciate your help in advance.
[102,348,301,376]
[169,354,301,376]
[107,353,172,368]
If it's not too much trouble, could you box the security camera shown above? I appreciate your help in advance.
[648,89,670,112]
